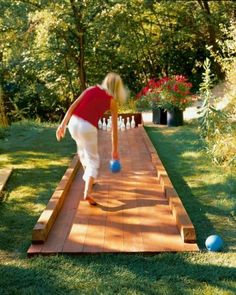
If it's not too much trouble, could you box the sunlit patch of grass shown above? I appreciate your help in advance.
[0,155,11,169]
[213,196,235,211]
[0,121,236,294]
[181,151,202,159]
[145,124,236,252]
[7,151,72,169]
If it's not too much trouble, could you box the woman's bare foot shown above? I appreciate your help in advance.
[85,195,97,206]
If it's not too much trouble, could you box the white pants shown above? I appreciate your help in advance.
[68,115,100,182]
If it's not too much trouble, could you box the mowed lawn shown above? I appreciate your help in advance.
[0,121,235,295]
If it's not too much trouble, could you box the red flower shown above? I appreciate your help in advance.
[136,75,194,111]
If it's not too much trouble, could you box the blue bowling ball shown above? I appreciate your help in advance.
[205,235,224,252]
[109,160,121,173]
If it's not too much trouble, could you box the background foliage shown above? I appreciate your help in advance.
[198,20,236,166]
[0,0,235,121]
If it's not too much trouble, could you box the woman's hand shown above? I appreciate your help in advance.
[56,125,66,141]
[112,150,119,160]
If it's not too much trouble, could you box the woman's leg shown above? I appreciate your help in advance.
[68,116,99,205]
[68,115,87,169]
[82,128,99,205]
[84,176,97,205]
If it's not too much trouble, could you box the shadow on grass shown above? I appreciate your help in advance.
[145,125,236,250]
[0,254,235,294]
[0,122,235,294]
[0,122,82,258]
[0,122,75,168]
[0,122,77,253]
[0,165,71,253]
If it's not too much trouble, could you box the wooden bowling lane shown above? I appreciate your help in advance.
[28,127,199,255]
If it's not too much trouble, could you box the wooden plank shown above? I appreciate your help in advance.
[103,179,124,253]
[141,126,197,243]
[139,126,157,155]
[32,155,81,243]
[27,127,199,255]
[0,168,13,194]
[32,190,65,242]
[63,202,95,253]
[166,187,196,243]
[82,200,107,253]
[41,171,84,253]
[63,181,109,253]
[27,243,43,258]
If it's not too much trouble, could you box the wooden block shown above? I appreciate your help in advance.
[141,126,197,243]
[32,155,81,243]
[156,164,166,174]
[140,127,158,160]
[166,187,196,243]
[159,173,173,192]
[56,157,81,191]
[0,168,13,194]
[155,157,164,166]
[69,154,80,169]
[151,153,159,164]
[32,190,65,242]
[56,168,74,190]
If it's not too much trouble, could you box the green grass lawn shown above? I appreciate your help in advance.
[0,121,236,295]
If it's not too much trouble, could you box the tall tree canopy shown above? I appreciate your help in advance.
[0,0,235,123]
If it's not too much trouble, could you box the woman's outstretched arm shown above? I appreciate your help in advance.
[56,89,87,141]
[110,98,119,159]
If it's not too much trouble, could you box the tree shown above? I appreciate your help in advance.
[0,0,235,121]
[0,51,8,127]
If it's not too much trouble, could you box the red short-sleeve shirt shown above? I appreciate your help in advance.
[73,85,113,128]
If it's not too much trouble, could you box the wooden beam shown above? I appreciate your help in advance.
[32,155,81,243]
[141,125,197,243]
[166,187,197,243]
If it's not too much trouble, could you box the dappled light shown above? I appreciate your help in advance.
[0,117,235,294]
[1,0,236,292]
[146,126,236,252]
[28,128,198,255]
[6,151,70,169]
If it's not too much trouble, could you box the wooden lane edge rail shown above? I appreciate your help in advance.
[32,155,81,243]
[139,124,196,243]
[0,168,13,195]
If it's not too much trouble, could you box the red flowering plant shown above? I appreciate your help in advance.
[136,77,168,110]
[136,75,195,111]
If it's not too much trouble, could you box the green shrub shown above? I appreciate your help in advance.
[135,96,152,111]
[198,20,236,165]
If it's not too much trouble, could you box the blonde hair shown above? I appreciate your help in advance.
[101,72,127,103]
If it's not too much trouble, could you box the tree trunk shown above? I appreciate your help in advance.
[197,0,224,79]
[69,0,86,91]
[0,52,9,127]
[0,86,9,127]
[78,32,86,91]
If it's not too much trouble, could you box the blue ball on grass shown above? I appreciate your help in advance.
[205,235,224,252]
[109,160,121,173]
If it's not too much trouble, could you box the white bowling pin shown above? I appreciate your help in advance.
[102,118,107,130]
[107,118,111,131]
[98,118,102,129]
[126,117,131,129]
[121,118,126,131]
[131,115,135,128]
[118,116,122,130]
